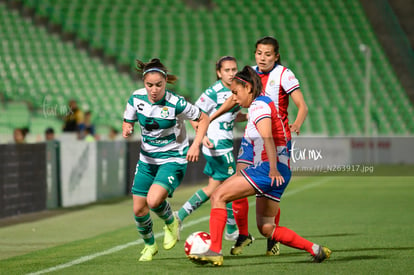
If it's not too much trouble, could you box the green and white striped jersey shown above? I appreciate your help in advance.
[124,88,201,165]
[195,80,241,157]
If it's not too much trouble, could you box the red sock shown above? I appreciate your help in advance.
[272,226,315,255]
[209,208,227,253]
[275,208,280,227]
[232,198,249,236]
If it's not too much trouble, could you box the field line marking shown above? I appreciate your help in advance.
[27,177,330,275]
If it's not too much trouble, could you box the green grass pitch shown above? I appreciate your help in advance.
[0,175,413,274]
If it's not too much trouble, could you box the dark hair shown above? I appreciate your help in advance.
[255,36,282,65]
[233,66,263,99]
[136,58,177,84]
[215,56,237,80]
[45,127,54,134]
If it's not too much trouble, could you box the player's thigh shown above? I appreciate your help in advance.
[153,162,187,197]
[203,152,236,181]
[210,174,255,207]
[131,161,155,197]
[256,197,279,218]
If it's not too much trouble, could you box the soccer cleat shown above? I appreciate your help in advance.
[224,229,239,241]
[312,245,332,263]
[188,249,223,266]
[173,211,183,232]
[266,238,280,256]
[230,233,254,255]
[163,215,180,250]
[139,243,158,261]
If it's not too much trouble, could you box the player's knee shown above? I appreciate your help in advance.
[210,190,226,207]
[258,223,275,238]
[146,196,163,210]
[257,216,276,238]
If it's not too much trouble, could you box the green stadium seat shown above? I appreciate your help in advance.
[0,0,412,136]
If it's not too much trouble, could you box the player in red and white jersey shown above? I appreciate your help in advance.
[253,36,307,137]
[188,66,330,266]
[209,36,309,256]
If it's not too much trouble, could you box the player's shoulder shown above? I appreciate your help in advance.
[132,88,147,96]
[206,80,225,94]
[255,95,273,105]
[165,90,187,106]
[278,64,296,76]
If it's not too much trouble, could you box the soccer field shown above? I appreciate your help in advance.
[0,176,413,275]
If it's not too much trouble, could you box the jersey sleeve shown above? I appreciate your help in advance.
[249,100,271,126]
[281,69,300,94]
[176,96,201,121]
[123,96,138,122]
[195,88,217,114]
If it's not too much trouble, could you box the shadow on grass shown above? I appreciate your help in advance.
[254,232,360,242]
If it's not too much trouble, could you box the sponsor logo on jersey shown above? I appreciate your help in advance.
[144,118,160,131]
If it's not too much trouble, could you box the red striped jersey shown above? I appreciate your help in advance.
[253,64,300,141]
[244,96,290,167]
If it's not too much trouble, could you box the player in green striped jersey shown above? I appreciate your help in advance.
[123,58,209,261]
[175,56,247,240]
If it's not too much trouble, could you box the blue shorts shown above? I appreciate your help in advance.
[241,161,291,202]
[237,137,253,165]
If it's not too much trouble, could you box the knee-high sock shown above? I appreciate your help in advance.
[209,208,227,253]
[232,197,249,236]
[275,208,280,227]
[178,189,209,221]
[272,226,316,255]
[151,200,174,225]
[135,214,154,245]
[226,202,238,234]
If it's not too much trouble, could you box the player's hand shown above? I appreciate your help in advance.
[122,121,134,138]
[186,143,200,162]
[289,123,300,135]
[202,136,214,149]
[269,168,284,187]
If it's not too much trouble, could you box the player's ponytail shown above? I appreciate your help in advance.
[136,58,178,84]
[233,66,262,99]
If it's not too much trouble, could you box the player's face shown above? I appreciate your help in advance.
[231,81,253,108]
[144,72,166,103]
[255,44,280,73]
[217,60,238,88]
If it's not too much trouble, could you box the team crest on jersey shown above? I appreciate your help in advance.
[238,147,244,158]
[270,80,276,86]
[160,107,169,118]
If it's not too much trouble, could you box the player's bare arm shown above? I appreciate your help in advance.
[187,112,209,162]
[209,94,238,122]
[255,117,284,186]
[289,89,308,135]
[122,121,134,138]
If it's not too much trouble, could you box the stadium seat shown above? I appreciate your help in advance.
[0,0,411,136]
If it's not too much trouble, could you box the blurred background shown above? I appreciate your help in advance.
[0,0,413,218]
[0,0,413,142]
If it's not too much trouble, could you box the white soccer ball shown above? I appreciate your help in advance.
[184,231,211,256]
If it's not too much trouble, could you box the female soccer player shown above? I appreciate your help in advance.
[209,36,309,256]
[175,56,246,240]
[188,66,330,266]
[122,58,209,261]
